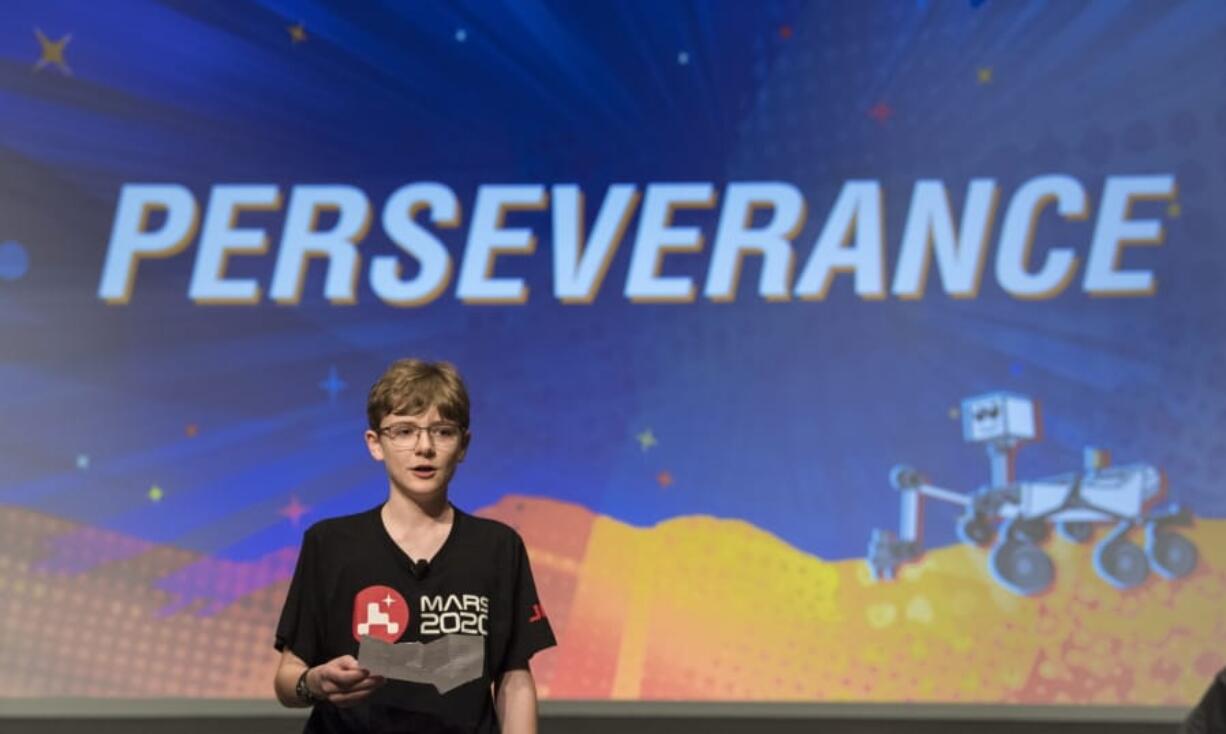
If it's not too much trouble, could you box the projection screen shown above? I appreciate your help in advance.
[1,0,1223,720]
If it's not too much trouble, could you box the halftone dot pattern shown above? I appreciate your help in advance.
[1,0,1225,707]
[3,497,1226,701]
[0,507,282,696]
[34,525,155,575]
[475,496,595,697]
[1123,121,1158,153]
[153,548,299,616]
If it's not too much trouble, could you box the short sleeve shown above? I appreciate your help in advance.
[1182,667,1226,734]
[498,535,557,674]
[274,528,322,665]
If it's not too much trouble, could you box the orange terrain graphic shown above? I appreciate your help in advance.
[1,497,1222,703]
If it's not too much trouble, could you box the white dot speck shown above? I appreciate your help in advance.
[678,51,690,65]
[455,28,467,42]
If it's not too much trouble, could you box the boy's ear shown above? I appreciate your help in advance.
[365,429,385,461]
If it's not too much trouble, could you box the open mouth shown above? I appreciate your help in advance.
[411,466,437,479]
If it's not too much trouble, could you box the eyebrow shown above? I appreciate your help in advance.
[381,421,458,428]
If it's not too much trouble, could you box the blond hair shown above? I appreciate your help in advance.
[366,359,470,430]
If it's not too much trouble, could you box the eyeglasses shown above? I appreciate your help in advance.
[378,423,463,449]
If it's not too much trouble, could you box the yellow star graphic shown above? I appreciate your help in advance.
[34,28,72,75]
[977,67,993,85]
[287,22,308,44]
[1167,202,1181,218]
[636,429,657,451]
[148,485,164,502]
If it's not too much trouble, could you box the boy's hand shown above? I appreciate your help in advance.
[307,655,386,707]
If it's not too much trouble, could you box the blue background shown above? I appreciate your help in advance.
[1,0,1224,566]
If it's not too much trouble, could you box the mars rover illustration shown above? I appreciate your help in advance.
[867,392,1198,595]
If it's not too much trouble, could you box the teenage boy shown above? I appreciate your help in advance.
[273,359,556,733]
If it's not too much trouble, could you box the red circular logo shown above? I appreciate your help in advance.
[352,585,409,643]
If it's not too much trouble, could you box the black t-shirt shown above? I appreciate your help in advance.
[275,504,557,734]
[1183,667,1226,734]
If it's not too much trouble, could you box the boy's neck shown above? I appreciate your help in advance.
[383,487,452,530]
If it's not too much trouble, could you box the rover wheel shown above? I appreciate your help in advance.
[1095,537,1149,589]
[1147,531,1197,579]
[989,540,1054,596]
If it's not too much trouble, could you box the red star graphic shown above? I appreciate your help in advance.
[656,471,674,488]
[868,102,894,124]
[185,423,199,438]
[279,495,310,526]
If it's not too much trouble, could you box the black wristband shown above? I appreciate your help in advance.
[296,669,322,704]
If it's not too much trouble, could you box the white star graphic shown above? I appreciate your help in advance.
[382,594,395,607]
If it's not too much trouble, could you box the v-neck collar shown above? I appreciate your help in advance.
[373,501,462,572]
